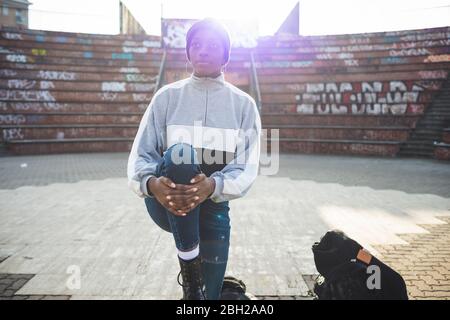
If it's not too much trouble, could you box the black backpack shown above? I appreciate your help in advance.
[312,230,408,300]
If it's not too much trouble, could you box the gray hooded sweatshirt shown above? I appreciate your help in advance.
[127,73,261,203]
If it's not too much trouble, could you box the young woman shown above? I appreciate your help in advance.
[127,18,261,300]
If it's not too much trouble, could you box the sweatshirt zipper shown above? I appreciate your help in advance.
[204,89,208,126]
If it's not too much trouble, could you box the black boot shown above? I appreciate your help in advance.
[177,255,206,300]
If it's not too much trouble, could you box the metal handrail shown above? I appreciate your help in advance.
[250,51,262,113]
[153,50,167,95]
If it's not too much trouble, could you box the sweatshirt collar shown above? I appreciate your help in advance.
[189,72,225,91]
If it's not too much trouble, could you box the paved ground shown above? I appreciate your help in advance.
[375,216,450,299]
[0,152,449,299]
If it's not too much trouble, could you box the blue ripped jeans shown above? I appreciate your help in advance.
[144,143,231,300]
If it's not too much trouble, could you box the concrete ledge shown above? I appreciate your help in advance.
[266,139,402,157]
[6,139,133,154]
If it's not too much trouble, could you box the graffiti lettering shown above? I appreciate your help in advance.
[31,48,47,56]
[0,70,18,77]
[102,82,126,92]
[37,70,76,80]
[0,114,26,125]
[120,67,140,73]
[3,128,24,141]
[132,93,151,102]
[296,80,423,115]
[100,92,117,101]
[0,90,56,102]
[6,54,27,63]
[143,40,161,48]
[424,54,450,63]
[419,70,448,79]
[3,33,22,40]
[122,47,147,53]
[7,79,36,90]
[389,48,431,56]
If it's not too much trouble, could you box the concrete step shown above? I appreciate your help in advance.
[0,68,159,82]
[0,124,139,141]
[265,138,400,157]
[262,93,434,104]
[429,105,450,109]
[253,48,443,60]
[260,81,442,95]
[5,138,133,155]
[397,150,433,158]
[427,105,450,109]
[422,116,450,120]
[0,89,153,104]
[410,134,442,140]
[427,108,450,112]
[411,129,444,135]
[399,143,435,151]
[399,146,434,153]
[398,149,434,158]
[0,79,157,92]
[0,113,142,125]
[413,128,442,133]
[257,70,449,85]
[432,106,450,110]
[0,54,250,71]
[256,63,450,79]
[400,141,434,148]
[0,62,160,75]
[427,112,450,116]
[1,102,148,113]
[424,114,450,118]
[261,114,420,127]
[0,40,160,54]
[417,120,446,126]
[266,126,410,141]
[401,139,435,145]
[412,135,442,140]
[262,103,427,115]
[0,132,433,157]
[421,113,450,117]
[0,53,163,68]
[0,44,164,61]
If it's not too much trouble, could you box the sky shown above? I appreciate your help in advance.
[27,0,450,36]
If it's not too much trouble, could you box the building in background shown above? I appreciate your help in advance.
[119,0,146,35]
[0,0,30,28]
[275,1,299,36]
